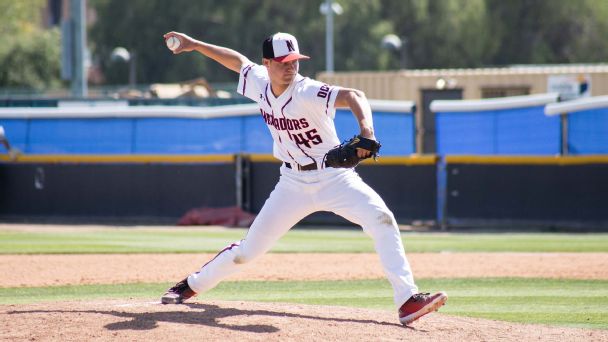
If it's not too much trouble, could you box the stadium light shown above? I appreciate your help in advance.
[381,34,408,69]
[111,47,137,87]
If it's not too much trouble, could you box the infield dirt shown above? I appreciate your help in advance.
[1,252,607,287]
[2,299,607,341]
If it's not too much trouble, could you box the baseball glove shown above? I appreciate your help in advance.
[324,135,381,168]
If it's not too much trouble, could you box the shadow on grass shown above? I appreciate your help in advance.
[7,302,410,334]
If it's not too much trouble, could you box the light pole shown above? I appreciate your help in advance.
[320,0,343,73]
[64,0,88,97]
[110,47,136,87]
[381,34,407,69]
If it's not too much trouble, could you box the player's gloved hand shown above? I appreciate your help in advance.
[324,135,381,169]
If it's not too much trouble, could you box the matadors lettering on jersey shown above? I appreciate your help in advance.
[260,109,310,130]
[260,109,323,148]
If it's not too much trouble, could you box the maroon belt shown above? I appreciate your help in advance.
[285,162,318,171]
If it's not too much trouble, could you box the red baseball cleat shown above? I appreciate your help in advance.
[161,277,197,304]
[398,291,448,325]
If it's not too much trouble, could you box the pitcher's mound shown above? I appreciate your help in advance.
[1,300,605,341]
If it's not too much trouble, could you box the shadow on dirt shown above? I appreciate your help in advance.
[7,302,407,333]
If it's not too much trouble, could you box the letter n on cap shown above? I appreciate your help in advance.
[286,40,295,52]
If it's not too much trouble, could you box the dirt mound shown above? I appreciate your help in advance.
[1,252,606,288]
[1,300,605,342]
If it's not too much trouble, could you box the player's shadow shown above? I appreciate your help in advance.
[7,302,405,333]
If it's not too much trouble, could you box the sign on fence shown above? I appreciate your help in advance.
[547,74,591,101]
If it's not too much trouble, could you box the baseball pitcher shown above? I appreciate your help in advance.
[160,31,447,325]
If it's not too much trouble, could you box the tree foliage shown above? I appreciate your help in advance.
[89,0,395,84]
[485,0,608,64]
[3,0,608,88]
[0,0,62,89]
[380,0,497,68]
[89,0,608,84]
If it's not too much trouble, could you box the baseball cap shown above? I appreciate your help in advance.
[262,32,310,63]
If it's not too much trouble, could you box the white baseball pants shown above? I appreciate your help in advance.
[188,165,419,308]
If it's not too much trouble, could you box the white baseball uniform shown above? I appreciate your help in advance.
[187,62,419,308]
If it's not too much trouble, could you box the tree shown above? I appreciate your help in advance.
[379,0,497,69]
[486,0,608,65]
[89,0,395,83]
[88,0,608,85]
[0,0,62,90]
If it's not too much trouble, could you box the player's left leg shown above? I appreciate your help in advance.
[320,169,417,305]
[319,168,447,324]
[162,168,315,304]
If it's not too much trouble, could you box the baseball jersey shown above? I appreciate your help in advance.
[237,63,342,166]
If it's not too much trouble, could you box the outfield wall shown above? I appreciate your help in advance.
[545,95,608,154]
[0,100,415,156]
[432,93,562,155]
[442,156,608,228]
[432,95,608,229]
[246,155,437,224]
[0,154,436,224]
[2,154,606,228]
[2,97,608,228]
[0,159,237,223]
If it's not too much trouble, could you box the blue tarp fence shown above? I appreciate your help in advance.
[0,101,416,155]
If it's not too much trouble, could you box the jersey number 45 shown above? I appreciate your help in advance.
[293,129,322,148]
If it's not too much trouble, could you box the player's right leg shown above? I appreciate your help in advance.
[162,172,313,304]
[321,169,447,325]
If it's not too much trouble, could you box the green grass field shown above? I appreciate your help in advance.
[1,227,607,329]
[1,228,607,253]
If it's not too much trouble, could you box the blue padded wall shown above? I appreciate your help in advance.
[0,119,28,152]
[242,115,274,153]
[334,109,415,155]
[436,105,561,155]
[436,112,494,154]
[133,117,241,154]
[28,119,135,154]
[0,108,415,155]
[568,108,608,154]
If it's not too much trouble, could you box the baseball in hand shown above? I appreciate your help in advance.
[166,36,181,51]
